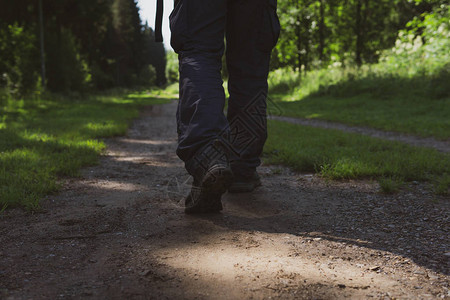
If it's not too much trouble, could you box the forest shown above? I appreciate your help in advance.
[0,0,166,96]
[1,0,448,97]
[272,0,448,70]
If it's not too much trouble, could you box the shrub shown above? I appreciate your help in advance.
[165,50,179,84]
[0,24,39,97]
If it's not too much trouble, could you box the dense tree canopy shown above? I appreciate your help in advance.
[0,0,166,94]
[272,0,447,71]
[1,0,447,94]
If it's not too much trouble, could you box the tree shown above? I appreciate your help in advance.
[274,0,445,70]
[0,0,166,93]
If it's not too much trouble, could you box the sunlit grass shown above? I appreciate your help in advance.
[273,93,450,139]
[0,89,174,209]
[264,120,450,192]
[268,64,450,139]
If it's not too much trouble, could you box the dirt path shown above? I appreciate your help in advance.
[1,102,449,299]
[271,116,450,153]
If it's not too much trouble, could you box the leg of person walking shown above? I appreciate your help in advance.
[170,0,232,213]
[226,0,280,193]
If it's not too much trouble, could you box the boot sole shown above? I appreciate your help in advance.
[185,165,233,214]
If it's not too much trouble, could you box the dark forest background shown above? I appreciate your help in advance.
[0,0,448,97]
[272,0,448,71]
[0,0,166,96]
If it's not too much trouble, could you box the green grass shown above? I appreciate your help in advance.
[378,177,404,194]
[273,92,450,140]
[264,28,450,189]
[264,120,450,191]
[268,67,450,140]
[0,86,176,209]
[233,50,449,140]
[434,173,450,195]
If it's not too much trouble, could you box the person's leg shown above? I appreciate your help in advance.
[170,0,229,174]
[226,0,280,190]
[170,0,232,213]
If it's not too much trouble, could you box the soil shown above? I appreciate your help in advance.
[0,102,449,299]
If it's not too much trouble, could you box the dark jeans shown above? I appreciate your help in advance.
[170,0,280,177]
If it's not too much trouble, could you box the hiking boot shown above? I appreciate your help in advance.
[184,140,233,214]
[184,165,233,214]
[228,171,261,193]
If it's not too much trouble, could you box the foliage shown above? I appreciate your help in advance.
[0,0,166,94]
[166,50,179,84]
[268,4,450,139]
[0,24,39,96]
[273,0,447,70]
[45,28,89,92]
[380,4,449,77]
[264,2,450,194]
[137,64,157,87]
[143,26,167,86]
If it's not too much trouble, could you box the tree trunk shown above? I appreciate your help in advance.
[355,0,369,67]
[355,0,362,66]
[296,10,302,73]
[318,0,325,64]
[355,0,363,67]
[38,0,46,88]
[303,10,311,73]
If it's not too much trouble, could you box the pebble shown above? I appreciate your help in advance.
[413,270,426,275]
[140,270,151,276]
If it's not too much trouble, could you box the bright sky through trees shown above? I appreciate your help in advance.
[137,0,173,49]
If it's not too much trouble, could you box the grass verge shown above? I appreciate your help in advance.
[268,67,450,140]
[264,120,450,193]
[273,92,450,140]
[0,87,176,209]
